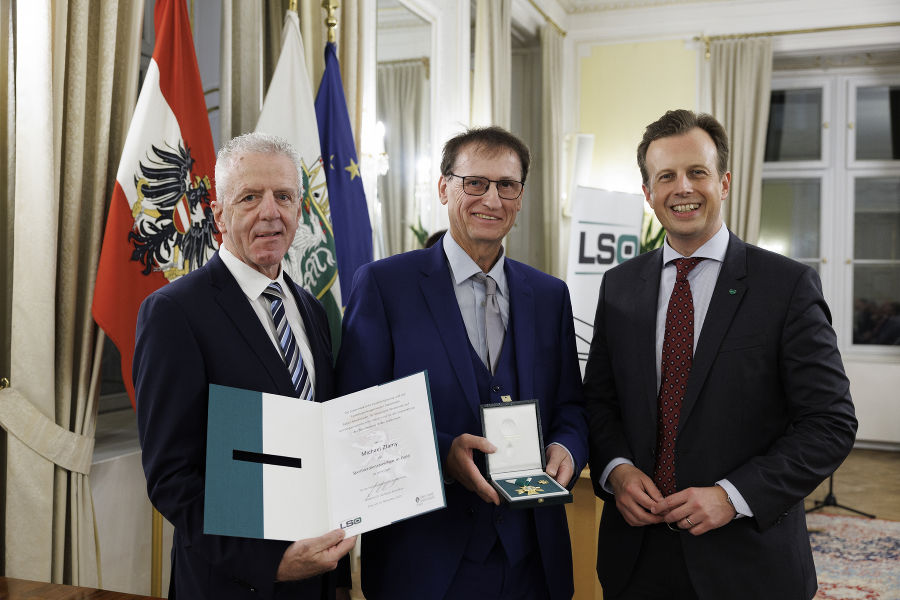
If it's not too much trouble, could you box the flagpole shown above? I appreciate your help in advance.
[322,0,338,43]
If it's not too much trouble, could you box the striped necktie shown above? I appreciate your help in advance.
[262,282,313,401]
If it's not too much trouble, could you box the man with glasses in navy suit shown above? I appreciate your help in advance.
[337,126,588,600]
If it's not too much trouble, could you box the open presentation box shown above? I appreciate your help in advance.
[480,400,572,508]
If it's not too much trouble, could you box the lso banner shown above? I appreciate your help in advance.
[565,186,644,373]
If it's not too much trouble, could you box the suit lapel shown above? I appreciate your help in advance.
[680,233,747,426]
[207,253,295,395]
[506,261,535,401]
[420,243,481,421]
[638,251,665,425]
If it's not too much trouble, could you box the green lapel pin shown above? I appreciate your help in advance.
[729,288,737,295]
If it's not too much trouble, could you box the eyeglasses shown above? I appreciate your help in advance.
[449,173,524,200]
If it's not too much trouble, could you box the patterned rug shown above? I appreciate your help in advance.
[808,512,900,600]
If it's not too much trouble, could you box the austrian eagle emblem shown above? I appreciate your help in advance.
[128,142,218,281]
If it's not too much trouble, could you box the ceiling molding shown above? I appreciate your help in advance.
[556,0,729,13]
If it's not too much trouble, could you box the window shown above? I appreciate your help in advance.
[760,66,900,352]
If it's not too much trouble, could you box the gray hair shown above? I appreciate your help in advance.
[214,132,305,205]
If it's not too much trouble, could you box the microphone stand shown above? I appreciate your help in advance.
[805,474,875,519]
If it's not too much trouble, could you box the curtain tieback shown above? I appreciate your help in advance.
[0,387,94,474]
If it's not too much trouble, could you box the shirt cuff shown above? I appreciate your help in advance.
[599,457,634,494]
[715,479,752,518]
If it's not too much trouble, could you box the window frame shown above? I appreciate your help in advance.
[763,66,900,359]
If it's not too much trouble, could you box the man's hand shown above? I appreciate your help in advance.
[651,485,737,535]
[445,433,500,505]
[545,444,574,488]
[608,464,665,527]
[276,529,357,582]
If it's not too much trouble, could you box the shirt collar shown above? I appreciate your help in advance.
[218,245,288,300]
[443,232,508,297]
[662,223,729,265]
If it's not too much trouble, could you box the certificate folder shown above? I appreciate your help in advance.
[204,371,445,541]
[480,400,572,508]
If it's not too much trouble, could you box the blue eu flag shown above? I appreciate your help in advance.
[315,41,373,301]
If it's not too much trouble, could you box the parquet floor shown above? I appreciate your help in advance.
[804,448,900,521]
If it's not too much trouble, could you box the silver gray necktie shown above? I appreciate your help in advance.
[476,273,505,374]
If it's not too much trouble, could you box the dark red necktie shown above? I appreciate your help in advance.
[653,257,705,496]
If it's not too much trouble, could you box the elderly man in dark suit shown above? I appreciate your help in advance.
[583,109,857,599]
[134,133,354,599]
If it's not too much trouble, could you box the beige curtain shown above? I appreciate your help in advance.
[471,0,510,129]
[227,1,364,149]
[505,46,544,272]
[710,38,772,244]
[221,0,263,141]
[540,24,563,277]
[1,0,13,382]
[0,0,143,585]
[377,60,428,255]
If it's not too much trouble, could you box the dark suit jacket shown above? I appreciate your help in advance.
[335,240,588,600]
[134,252,338,600]
[583,232,857,599]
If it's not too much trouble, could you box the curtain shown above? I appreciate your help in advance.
[263,0,290,95]
[227,1,364,150]
[471,0,510,129]
[377,60,428,256]
[1,0,13,383]
[540,24,564,277]
[0,0,143,585]
[710,38,772,244]
[505,47,544,272]
[221,0,263,141]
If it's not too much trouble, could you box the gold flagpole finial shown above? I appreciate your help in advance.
[289,0,297,13]
[322,0,339,44]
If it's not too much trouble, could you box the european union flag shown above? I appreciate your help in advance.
[315,41,373,301]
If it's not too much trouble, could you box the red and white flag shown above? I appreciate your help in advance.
[92,0,219,407]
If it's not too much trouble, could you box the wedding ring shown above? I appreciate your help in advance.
[685,517,695,528]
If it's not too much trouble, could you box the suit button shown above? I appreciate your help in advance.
[496,516,504,524]
[491,385,501,393]
[468,507,476,516]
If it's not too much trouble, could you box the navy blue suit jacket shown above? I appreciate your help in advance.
[134,252,338,600]
[584,232,857,599]
[336,240,588,600]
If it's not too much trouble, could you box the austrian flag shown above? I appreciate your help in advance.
[92,0,219,407]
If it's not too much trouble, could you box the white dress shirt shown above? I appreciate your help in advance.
[218,246,316,392]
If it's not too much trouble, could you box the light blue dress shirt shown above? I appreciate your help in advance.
[442,233,510,368]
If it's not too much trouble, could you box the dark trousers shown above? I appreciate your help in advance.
[607,525,699,600]
[443,539,551,600]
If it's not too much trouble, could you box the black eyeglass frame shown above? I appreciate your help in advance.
[448,172,525,200]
